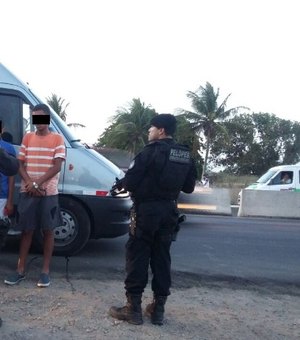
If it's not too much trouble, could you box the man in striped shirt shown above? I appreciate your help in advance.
[4,104,66,288]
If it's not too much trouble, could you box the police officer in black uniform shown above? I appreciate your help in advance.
[109,114,197,326]
[0,147,19,328]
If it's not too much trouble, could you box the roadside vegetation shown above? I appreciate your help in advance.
[46,93,85,128]
[47,83,300,191]
[210,173,258,204]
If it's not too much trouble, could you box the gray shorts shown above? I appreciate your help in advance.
[16,193,63,231]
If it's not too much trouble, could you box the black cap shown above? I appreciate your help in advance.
[150,114,177,135]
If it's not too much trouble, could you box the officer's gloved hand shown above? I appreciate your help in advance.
[110,177,124,196]
[112,177,123,190]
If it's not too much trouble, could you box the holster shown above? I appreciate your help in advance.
[172,214,186,241]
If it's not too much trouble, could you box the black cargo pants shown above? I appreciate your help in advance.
[124,200,178,296]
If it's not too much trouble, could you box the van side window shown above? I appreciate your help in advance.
[270,171,293,185]
[23,103,32,135]
[280,172,293,184]
[0,94,23,145]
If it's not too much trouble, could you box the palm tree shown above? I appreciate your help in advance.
[179,82,247,177]
[46,93,85,128]
[97,98,157,155]
[46,94,68,121]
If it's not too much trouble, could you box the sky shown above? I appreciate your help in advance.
[1,0,299,144]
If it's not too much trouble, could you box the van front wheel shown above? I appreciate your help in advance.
[33,197,91,256]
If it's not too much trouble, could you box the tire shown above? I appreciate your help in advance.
[33,196,91,256]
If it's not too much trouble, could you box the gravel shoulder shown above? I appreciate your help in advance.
[0,268,300,340]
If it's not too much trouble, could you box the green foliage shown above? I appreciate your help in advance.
[46,93,69,121]
[210,172,259,204]
[210,112,300,175]
[46,93,85,128]
[210,172,258,188]
[174,115,202,177]
[50,84,300,178]
[96,98,157,155]
[96,98,202,178]
[179,82,247,177]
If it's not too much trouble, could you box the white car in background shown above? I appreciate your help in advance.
[237,164,300,205]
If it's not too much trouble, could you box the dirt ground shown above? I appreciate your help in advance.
[0,268,299,340]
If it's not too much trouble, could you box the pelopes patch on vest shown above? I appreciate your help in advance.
[169,148,190,164]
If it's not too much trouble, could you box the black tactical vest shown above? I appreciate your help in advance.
[153,142,192,193]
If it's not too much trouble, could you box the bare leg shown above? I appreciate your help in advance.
[17,230,34,274]
[41,229,54,274]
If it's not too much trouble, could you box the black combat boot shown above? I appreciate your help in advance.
[109,293,143,325]
[145,295,167,325]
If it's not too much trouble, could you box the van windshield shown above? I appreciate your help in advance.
[256,169,277,184]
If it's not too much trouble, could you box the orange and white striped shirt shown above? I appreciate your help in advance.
[18,132,66,195]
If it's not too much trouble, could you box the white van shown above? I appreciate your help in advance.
[0,63,131,256]
[237,164,300,204]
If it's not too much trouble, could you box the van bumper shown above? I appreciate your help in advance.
[71,194,132,239]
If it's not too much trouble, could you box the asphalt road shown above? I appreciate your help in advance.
[1,214,300,286]
[172,214,300,285]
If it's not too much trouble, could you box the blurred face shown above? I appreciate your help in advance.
[32,110,50,133]
[148,126,164,141]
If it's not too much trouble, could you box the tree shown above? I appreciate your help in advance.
[97,98,201,178]
[179,82,247,177]
[96,98,157,155]
[174,115,202,177]
[210,113,256,174]
[210,113,300,175]
[46,93,68,121]
[46,93,85,128]
[282,122,300,164]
